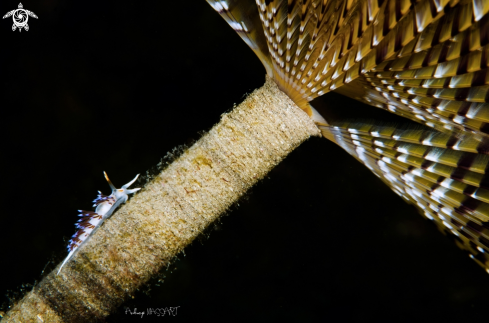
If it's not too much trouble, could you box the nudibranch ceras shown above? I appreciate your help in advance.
[57,172,140,275]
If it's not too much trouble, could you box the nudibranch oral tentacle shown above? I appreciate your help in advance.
[57,172,140,275]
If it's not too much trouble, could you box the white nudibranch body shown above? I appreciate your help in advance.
[57,172,140,275]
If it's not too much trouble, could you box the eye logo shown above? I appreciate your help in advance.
[3,3,38,32]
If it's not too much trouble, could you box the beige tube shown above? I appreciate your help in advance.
[2,77,319,322]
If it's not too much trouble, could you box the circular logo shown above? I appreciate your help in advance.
[13,9,28,27]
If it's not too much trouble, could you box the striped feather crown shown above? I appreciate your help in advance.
[208,0,489,272]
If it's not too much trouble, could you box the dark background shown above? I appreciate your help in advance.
[0,1,488,322]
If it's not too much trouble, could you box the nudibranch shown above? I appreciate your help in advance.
[57,172,140,275]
